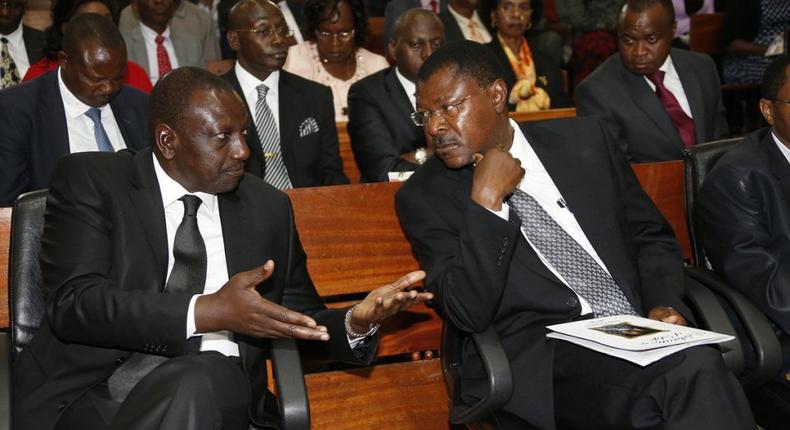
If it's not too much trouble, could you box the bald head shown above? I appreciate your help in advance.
[62,13,124,56]
[389,8,445,82]
[227,0,292,80]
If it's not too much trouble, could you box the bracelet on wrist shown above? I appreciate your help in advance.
[344,304,380,338]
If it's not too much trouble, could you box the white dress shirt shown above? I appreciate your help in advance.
[57,68,127,153]
[643,55,693,119]
[235,63,281,137]
[395,67,416,110]
[154,155,240,357]
[773,131,790,166]
[277,0,304,44]
[140,23,180,85]
[1,22,30,78]
[447,4,492,44]
[490,119,628,315]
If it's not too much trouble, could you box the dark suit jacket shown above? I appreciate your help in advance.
[575,48,729,162]
[438,10,465,42]
[347,66,425,182]
[485,39,571,111]
[222,69,348,187]
[22,25,46,64]
[697,128,790,335]
[13,148,370,430]
[396,117,686,429]
[0,70,149,206]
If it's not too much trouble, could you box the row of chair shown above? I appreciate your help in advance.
[1,133,788,429]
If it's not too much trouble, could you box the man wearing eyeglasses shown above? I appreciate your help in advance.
[0,0,45,89]
[697,54,790,384]
[221,0,347,188]
[347,8,444,182]
[396,40,753,429]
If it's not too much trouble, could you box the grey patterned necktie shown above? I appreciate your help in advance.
[84,107,115,152]
[107,196,206,402]
[508,189,637,317]
[255,84,292,189]
[0,37,20,88]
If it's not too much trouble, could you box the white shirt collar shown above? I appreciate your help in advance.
[1,21,24,44]
[152,152,218,213]
[139,21,171,41]
[394,67,416,110]
[235,62,279,99]
[58,67,106,119]
[772,131,790,167]
[508,118,544,174]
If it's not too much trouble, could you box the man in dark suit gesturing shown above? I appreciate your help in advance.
[222,0,347,188]
[348,9,444,182]
[576,0,728,162]
[396,40,752,429]
[13,66,431,430]
[0,14,148,206]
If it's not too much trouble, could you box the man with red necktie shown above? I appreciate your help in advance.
[576,0,729,162]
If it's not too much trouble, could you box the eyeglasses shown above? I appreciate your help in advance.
[235,27,294,40]
[410,95,473,127]
[315,29,355,41]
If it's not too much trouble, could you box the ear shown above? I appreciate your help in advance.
[387,39,397,61]
[227,30,240,51]
[488,78,509,114]
[759,98,775,126]
[155,123,178,160]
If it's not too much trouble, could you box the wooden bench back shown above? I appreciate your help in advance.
[689,13,725,55]
[1,207,11,329]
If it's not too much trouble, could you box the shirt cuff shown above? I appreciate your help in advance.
[186,294,205,339]
[485,201,510,221]
[347,325,379,349]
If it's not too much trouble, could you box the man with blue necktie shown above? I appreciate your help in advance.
[0,14,149,206]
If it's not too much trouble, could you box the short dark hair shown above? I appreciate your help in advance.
[417,40,502,89]
[61,13,124,57]
[149,67,239,138]
[761,54,790,101]
[304,0,368,46]
[619,0,676,26]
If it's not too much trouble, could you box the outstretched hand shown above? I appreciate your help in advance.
[348,271,431,334]
[195,260,330,341]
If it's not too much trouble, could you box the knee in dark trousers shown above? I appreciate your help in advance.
[111,352,250,430]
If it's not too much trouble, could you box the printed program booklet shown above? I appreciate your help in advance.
[546,315,734,366]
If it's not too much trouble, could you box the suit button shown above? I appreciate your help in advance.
[503,236,509,245]
[566,297,578,307]
[58,400,68,411]
[116,357,125,365]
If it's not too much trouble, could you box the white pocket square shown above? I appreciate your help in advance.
[298,117,319,137]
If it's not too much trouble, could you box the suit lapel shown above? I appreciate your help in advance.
[39,73,71,157]
[128,149,169,287]
[225,70,266,165]
[619,63,682,151]
[522,123,638,305]
[125,29,149,74]
[384,67,416,120]
[762,130,790,205]
[671,50,706,145]
[110,91,135,149]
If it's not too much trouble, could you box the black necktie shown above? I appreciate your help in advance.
[107,195,207,402]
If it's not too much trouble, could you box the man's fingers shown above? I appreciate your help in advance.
[236,260,275,289]
[265,303,318,328]
[388,270,426,291]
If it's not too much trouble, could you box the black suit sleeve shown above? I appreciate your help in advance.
[347,82,419,182]
[316,87,349,185]
[396,177,522,333]
[40,156,193,356]
[698,163,790,333]
[602,123,688,317]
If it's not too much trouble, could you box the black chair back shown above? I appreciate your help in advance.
[683,137,743,265]
[8,190,48,362]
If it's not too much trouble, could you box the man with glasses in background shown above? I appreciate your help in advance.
[0,0,44,88]
[221,0,347,188]
[396,40,753,429]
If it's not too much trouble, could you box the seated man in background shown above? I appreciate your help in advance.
[576,0,728,162]
[439,0,491,44]
[13,66,432,430]
[223,0,347,188]
[0,0,45,89]
[697,54,790,380]
[396,40,753,429]
[383,0,447,51]
[0,14,148,206]
[348,9,444,182]
[120,0,220,85]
